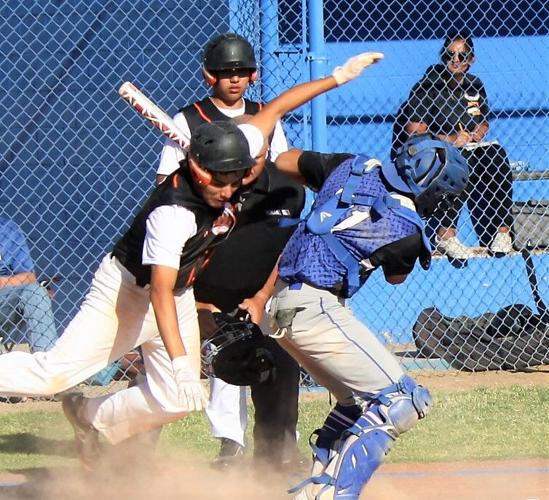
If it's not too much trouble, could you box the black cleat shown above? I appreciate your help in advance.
[62,392,100,471]
[211,438,244,469]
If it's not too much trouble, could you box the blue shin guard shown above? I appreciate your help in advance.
[291,376,432,499]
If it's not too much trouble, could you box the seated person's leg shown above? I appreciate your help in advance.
[468,144,514,253]
[0,288,25,349]
[18,283,58,352]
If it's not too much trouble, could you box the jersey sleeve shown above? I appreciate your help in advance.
[268,120,289,161]
[297,151,354,191]
[142,205,198,269]
[156,112,192,176]
[368,233,422,279]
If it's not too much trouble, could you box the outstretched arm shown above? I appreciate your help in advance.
[246,52,384,141]
[274,148,306,183]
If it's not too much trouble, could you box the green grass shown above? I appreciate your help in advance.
[0,385,547,472]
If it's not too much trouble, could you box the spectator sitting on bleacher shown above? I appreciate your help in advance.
[0,216,58,353]
[395,31,514,259]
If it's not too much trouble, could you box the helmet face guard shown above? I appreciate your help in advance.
[200,312,276,386]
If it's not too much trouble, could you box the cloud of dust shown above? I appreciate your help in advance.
[12,437,299,500]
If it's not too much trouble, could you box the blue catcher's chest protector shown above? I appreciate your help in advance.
[279,155,431,297]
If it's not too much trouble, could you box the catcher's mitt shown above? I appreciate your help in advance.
[200,312,276,386]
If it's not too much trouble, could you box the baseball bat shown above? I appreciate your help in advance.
[118,81,190,149]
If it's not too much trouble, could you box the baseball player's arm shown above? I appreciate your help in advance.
[142,205,197,359]
[247,52,384,142]
[239,261,280,324]
[276,149,351,190]
[273,148,307,184]
[149,265,187,358]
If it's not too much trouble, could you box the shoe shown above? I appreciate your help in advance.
[62,392,100,471]
[211,438,244,469]
[436,236,476,259]
[489,232,513,256]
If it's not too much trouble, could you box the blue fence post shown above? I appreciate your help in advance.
[307,0,328,151]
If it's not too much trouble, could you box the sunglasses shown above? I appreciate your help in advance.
[443,49,471,63]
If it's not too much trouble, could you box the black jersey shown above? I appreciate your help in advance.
[112,164,237,290]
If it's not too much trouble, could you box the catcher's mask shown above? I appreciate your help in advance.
[381,133,469,217]
[200,312,276,386]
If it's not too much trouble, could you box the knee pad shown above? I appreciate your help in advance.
[290,376,432,500]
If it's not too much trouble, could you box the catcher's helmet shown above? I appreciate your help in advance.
[381,133,469,217]
[203,33,257,72]
[190,121,255,173]
[201,312,276,386]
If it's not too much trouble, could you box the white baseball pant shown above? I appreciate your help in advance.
[206,377,247,447]
[0,254,201,444]
[269,280,404,405]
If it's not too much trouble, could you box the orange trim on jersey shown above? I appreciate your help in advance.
[185,266,197,287]
[172,173,180,189]
[193,103,212,123]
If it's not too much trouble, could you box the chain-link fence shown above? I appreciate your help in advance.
[0,0,547,399]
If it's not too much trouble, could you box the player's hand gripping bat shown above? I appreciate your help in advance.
[118,81,190,149]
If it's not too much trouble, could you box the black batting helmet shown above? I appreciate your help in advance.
[189,121,255,172]
[200,312,276,386]
[203,33,257,72]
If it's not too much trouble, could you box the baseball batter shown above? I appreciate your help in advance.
[0,50,382,471]
[266,135,470,499]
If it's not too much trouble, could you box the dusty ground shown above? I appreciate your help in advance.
[0,369,546,499]
[0,457,547,500]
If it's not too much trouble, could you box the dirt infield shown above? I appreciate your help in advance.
[0,458,547,499]
[366,459,549,500]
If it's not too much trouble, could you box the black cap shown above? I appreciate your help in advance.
[190,121,255,172]
[203,33,256,71]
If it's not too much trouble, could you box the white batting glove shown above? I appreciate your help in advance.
[332,52,384,86]
[172,356,208,411]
